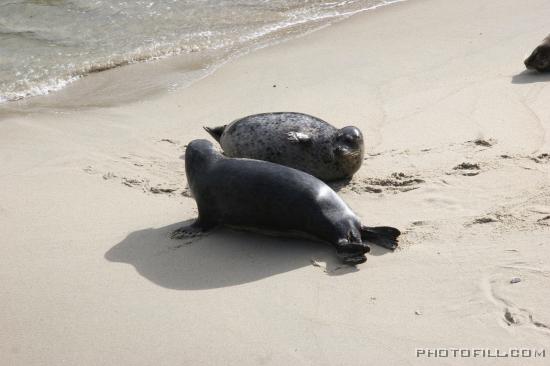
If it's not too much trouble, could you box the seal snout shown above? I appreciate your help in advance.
[524,43,550,72]
[524,56,532,69]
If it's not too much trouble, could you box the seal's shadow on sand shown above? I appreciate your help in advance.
[511,70,550,84]
[105,221,386,290]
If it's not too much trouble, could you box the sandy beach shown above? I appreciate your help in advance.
[1,0,550,364]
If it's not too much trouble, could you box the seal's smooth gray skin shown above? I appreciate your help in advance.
[178,139,399,265]
[525,35,550,72]
[204,112,364,182]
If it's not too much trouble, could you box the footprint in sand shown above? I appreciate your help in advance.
[482,272,550,334]
[121,176,181,195]
[537,215,550,225]
[470,190,550,229]
[451,162,481,176]
[470,138,496,148]
[85,165,184,196]
[338,172,425,194]
[530,153,550,164]
[83,139,187,196]
[466,212,527,230]
[310,258,358,275]
[471,216,499,225]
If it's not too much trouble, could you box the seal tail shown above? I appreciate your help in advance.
[203,125,226,143]
[360,226,400,250]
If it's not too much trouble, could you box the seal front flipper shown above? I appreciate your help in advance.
[286,131,312,145]
[203,125,226,143]
[171,219,217,239]
[361,226,400,250]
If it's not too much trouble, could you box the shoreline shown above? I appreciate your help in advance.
[2,0,550,365]
[0,0,404,116]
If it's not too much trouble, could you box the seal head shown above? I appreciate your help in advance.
[333,126,364,177]
[185,139,218,167]
[524,36,550,72]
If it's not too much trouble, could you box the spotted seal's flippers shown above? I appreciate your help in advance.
[361,226,400,250]
[203,125,226,143]
[287,131,312,145]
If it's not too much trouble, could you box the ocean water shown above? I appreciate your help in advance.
[0,0,401,103]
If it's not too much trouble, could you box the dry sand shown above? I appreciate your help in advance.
[1,0,550,364]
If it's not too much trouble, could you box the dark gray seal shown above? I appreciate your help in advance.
[204,112,364,182]
[525,35,550,72]
[176,139,400,265]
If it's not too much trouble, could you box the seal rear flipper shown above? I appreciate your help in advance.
[335,240,370,265]
[337,252,367,265]
[360,226,400,250]
[203,125,226,143]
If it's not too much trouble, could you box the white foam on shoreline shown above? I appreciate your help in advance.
[0,0,405,105]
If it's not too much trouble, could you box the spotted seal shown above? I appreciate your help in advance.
[204,112,364,182]
[525,34,550,72]
[176,139,399,265]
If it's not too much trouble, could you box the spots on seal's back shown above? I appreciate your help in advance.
[205,112,365,181]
